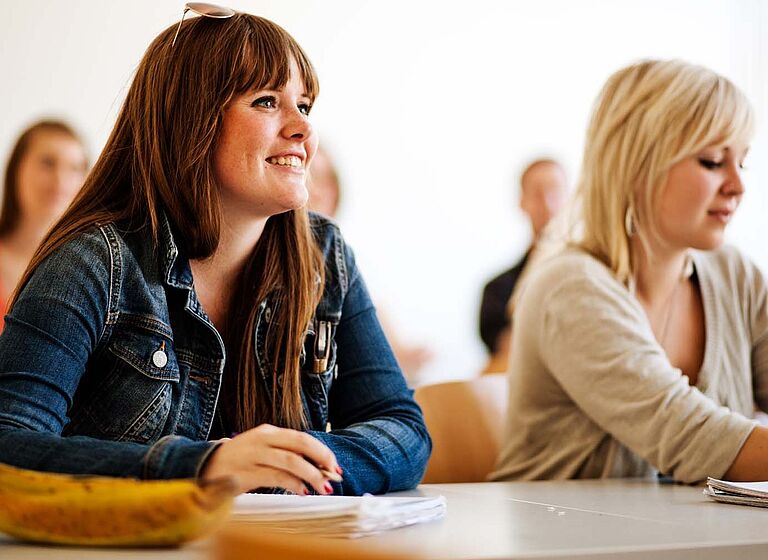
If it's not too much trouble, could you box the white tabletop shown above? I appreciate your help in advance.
[2,479,768,559]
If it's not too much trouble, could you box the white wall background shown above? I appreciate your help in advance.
[1,0,766,384]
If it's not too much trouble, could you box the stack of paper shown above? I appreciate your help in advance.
[231,493,446,538]
[704,477,768,508]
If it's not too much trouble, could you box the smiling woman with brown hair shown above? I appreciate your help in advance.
[0,6,430,496]
[492,59,768,483]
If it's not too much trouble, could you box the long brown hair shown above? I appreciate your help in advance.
[0,120,87,236]
[12,13,325,431]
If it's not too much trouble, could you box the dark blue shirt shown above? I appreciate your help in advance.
[479,249,531,354]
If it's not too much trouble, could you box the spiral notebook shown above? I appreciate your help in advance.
[704,477,768,508]
[231,493,446,538]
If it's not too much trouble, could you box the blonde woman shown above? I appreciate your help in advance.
[491,59,768,483]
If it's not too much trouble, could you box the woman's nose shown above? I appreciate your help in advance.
[282,108,313,140]
[723,163,745,196]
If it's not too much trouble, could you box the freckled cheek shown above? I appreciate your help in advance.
[214,136,247,175]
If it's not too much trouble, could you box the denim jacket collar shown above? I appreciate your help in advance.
[158,212,194,290]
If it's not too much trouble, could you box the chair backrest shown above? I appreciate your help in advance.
[414,374,508,483]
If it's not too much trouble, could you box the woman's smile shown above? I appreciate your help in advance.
[266,153,305,172]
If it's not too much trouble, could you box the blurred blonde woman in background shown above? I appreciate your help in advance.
[492,59,768,483]
[308,145,433,385]
[0,120,88,330]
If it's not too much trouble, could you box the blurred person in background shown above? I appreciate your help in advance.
[307,145,341,218]
[478,158,567,374]
[308,145,433,385]
[0,120,88,330]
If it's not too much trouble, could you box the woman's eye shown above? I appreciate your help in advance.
[698,158,723,170]
[298,103,312,116]
[251,96,277,109]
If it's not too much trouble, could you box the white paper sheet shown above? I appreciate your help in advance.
[231,493,447,538]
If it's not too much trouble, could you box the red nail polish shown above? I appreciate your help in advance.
[324,482,333,494]
[303,488,310,496]
[336,466,343,475]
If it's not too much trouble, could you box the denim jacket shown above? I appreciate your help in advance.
[0,213,431,495]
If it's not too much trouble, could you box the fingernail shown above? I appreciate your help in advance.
[324,482,333,494]
[303,488,310,496]
[336,466,343,475]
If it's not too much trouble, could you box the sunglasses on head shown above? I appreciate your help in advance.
[172,2,236,47]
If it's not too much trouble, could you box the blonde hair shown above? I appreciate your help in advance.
[574,59,754,284]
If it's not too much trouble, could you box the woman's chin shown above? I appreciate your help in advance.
[283,190,310,212]
[690,235,725,252]
[270,193,310,217]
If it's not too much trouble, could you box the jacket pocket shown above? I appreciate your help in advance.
[67,327,180,444]
[300,319,337,431]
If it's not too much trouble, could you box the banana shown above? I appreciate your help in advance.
[0,462,141,494]
[0,463,236,546]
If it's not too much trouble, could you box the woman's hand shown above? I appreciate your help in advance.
[200,424,341,495]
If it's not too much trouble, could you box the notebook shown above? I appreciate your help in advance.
[704,477,768,508]
[231,493,447,538]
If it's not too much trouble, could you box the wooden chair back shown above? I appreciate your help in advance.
[415,374,508,483]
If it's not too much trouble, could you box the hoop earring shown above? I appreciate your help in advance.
[624,205,636,237]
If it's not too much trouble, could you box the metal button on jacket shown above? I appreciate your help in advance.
[152,342,168,368]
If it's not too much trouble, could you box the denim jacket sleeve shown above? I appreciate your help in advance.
[0,228,214,478]
[308,242,432,495]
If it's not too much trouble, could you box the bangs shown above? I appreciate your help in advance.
[233,16,319,100]
[684,76,754,154]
